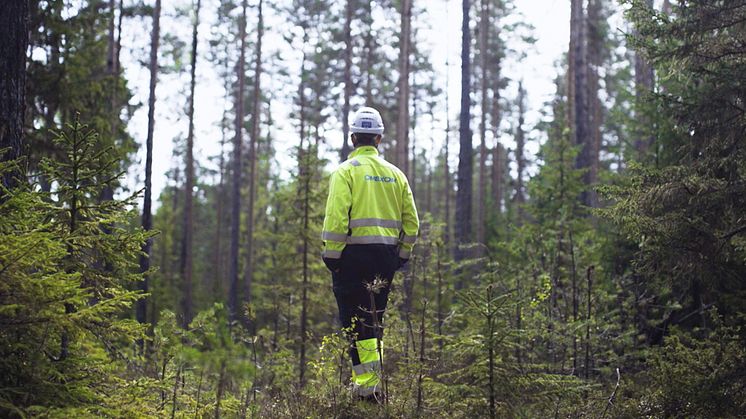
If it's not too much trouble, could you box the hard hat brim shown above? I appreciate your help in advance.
[351,127,384,135]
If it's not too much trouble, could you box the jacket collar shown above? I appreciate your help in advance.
[349,145,379,158]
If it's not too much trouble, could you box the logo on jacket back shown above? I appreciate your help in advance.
[365,174,397,183]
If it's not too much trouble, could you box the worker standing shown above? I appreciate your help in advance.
[321,106,419,402]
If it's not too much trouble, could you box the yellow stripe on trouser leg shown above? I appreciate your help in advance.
[352,337,382,396]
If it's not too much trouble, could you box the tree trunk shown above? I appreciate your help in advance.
[244,0,263,324]
[490,23,503,214]
[364,2,374,104]
[569,0,591,207]
[585,266,593,379]
[229,0,248,324]
[396,0,412,175]
[455,0,473,261]
[299,147,311,387]
[171,166,181,277]
[491,144,504,213]
[513,81,526,222]
[633,0,654,158]
[214,33,235,301]
[100,0,119,205]
[662,0,672,15]
[137,0,161,328]
[213,134,225,298]
[410,71,418,199]
[340,0,353,162]
[180,0,201,328]
[107,0,118,136]
[587,0,603,208]
[477,0,489,249]
[444,57,452,248]
[0,0,28,196]
[115,0,123,75]
[298,40,309,387]
[426,156,432,215]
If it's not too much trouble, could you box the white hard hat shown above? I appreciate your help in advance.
[350,106,384,135]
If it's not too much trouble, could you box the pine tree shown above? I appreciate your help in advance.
[229,0,249,323]
[586,0,604,207]
[476,0,489,249]
[180,0,201,328]
[568,0,592,207]
[138,0,162,328]
[0,0,28,195]
[244,0,264,325]
[512,81,527,222]
[455,0,473,261]
[395,0,412,175]
[605,0,746,342]
[632,0,654,158]
[340,0,354,162]
[0,119,149,415]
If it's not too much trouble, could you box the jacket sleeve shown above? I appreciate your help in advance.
[321,167,352,259]
[399,176,419,259]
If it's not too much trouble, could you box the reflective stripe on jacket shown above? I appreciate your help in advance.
[322,145,419,260]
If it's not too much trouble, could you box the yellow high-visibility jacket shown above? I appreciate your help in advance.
[322,145,419,260]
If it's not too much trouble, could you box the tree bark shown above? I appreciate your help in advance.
[490,23,503,214]
[297,39,309,386]
[455,0,473,261]
[569,0,591,207]
[587,0,603,208]
[444,57,452,248]
[137,0,161,328]
[585,266,593,379]
[477,0,489,249]
[513,81,526,223]
[244,0,263,325]
[229,0,248,324]
[410,71,417,199]
[100,0,119,204]
[662,0,672,15]
[340,0,353,162]
[396,0,412,175]
[633,0,654,158]
[363,1,374,104]
[107,0,118,135]
[180,0,201,328]
[0,0,28,196]
[491,144,504,213]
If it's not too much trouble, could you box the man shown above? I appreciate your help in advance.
[321,106,419,401]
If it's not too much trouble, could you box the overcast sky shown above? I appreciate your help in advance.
[122,0,574,205]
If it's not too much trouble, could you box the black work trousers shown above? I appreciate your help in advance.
[331,244,400,365]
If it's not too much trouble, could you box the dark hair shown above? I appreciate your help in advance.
[353,132,378,146]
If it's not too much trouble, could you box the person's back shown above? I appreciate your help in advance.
[323,145,417,255]
[321,106,419,402]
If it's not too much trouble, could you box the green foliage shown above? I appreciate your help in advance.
[0,119,148,416]
[26,0,135,181]
[615,315,746,418]
[606,0,746,336]
[9,1,746,418]
[142,305,254,418]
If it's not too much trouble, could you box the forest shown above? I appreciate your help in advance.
[1,0,745,417]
